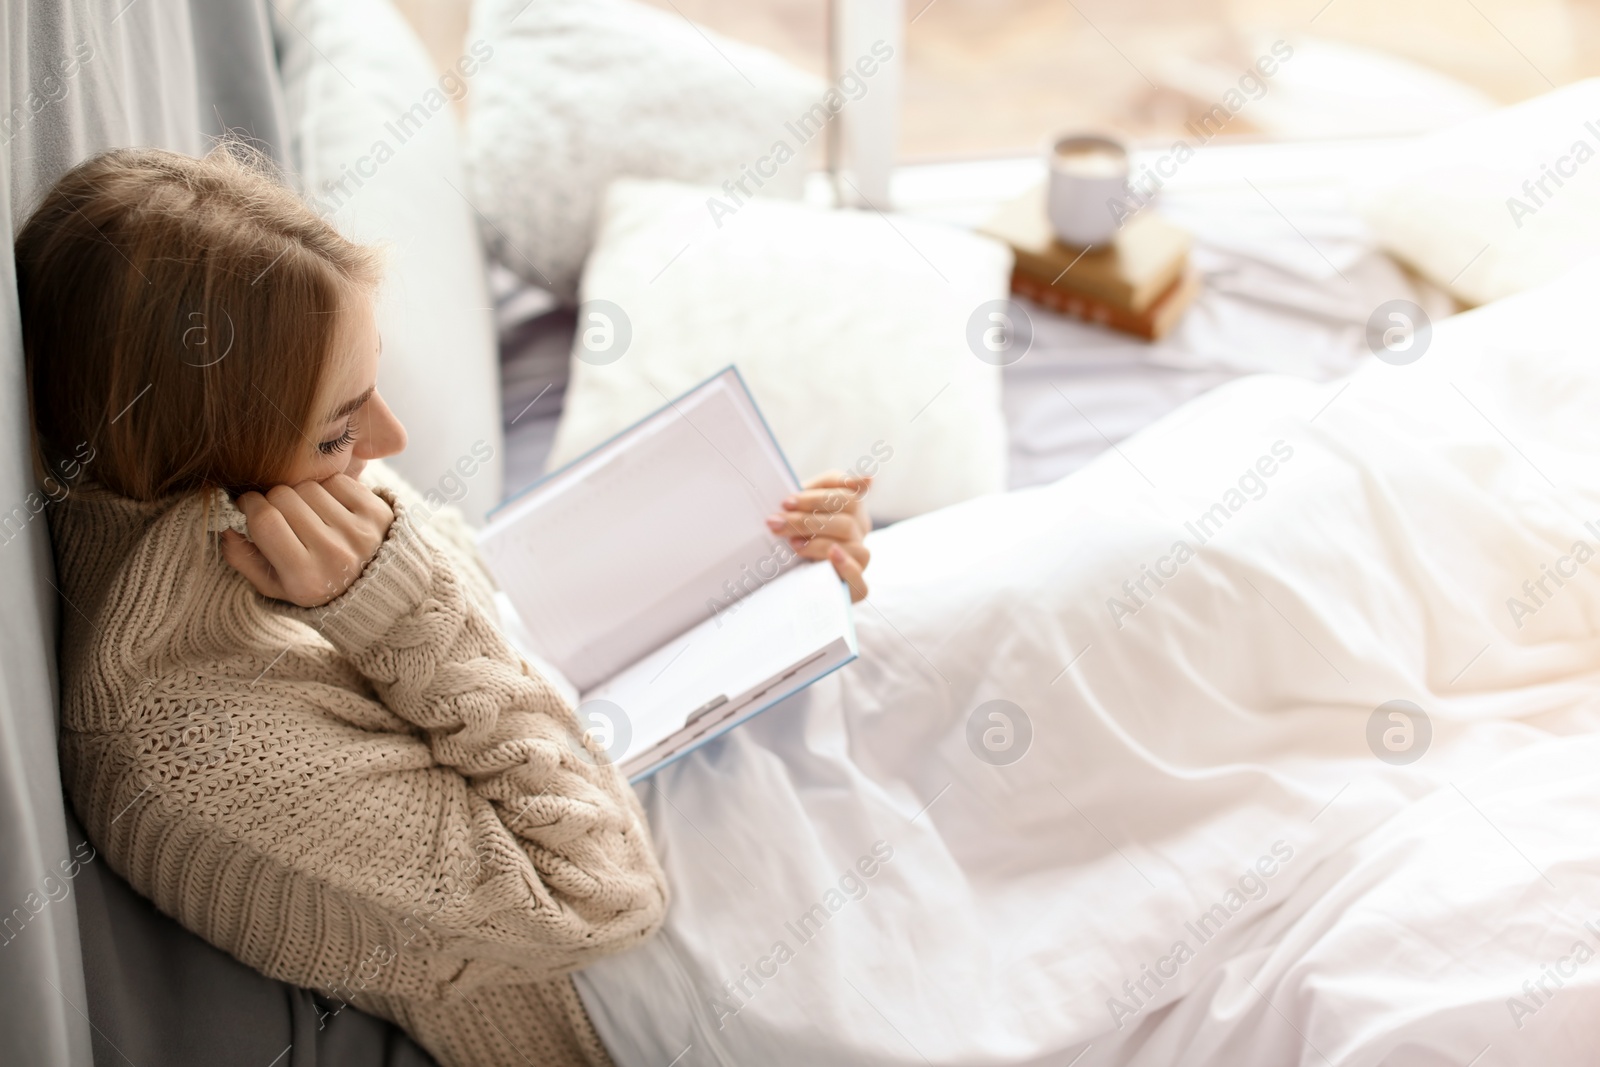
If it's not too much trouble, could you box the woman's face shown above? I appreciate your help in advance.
[279,293,407,485]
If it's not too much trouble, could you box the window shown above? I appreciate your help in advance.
[644,0,1600,158]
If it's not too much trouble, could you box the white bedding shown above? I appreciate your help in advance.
[561,257,1600,1066]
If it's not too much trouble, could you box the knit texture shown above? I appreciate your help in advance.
[50,463,668,1067]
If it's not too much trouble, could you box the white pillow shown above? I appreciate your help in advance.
[274,0,503,524]
[548,178,1012,522]
[1357,79,1600,306]
[464,0,823,302]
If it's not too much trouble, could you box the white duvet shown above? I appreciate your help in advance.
[568,260,1600,1067]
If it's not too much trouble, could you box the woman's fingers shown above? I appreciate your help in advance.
[827,543,869,602]
[236,491,311,572]
[767,510,862,544]
[786,481,871,516]
[246,488,342,604]
[775,473,871,540]
[802,470,871,492]
[219,528,286,600]
[230,479,391,607]
[263,483,339,554]
[296,477,392,554]
[321,472,394,530]
[788,534,869,569]
[780,471,873,601]
[295,479,368,541]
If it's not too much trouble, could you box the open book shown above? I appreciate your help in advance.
[477,368,858,781]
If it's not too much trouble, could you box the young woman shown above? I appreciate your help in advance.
[20,146,870,1067]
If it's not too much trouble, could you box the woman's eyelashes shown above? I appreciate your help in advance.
[317,423,356,456]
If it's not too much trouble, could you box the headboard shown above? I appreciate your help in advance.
[1,1,286,1061]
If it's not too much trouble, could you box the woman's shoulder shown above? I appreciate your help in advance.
[50,485,228,655]
[50,485,347,731]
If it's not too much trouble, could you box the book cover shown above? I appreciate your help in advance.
[1012,266,1200,341]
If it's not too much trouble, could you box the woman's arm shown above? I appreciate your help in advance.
[187,483,668,992]
[299,500,664,931]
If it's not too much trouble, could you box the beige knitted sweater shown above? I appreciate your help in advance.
[50,464,668,1067]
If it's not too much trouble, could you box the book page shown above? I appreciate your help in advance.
[477,370,802,691]
[582,561,854,762]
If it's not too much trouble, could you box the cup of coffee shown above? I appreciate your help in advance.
[1047,134,1130,247]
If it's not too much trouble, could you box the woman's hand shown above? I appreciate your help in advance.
[767,472,872,601]
[220,474,395,607]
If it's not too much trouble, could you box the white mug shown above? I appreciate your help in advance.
[1047,134,1130,247]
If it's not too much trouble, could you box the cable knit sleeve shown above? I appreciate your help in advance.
[282,497,669,970]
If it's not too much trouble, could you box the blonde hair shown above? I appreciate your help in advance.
[16,145,384,500]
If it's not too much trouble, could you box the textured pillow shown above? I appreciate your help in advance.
[1357,79,1600,306]
[464,0,823,302]
[547,179,1013,522]
[274,0,503,524]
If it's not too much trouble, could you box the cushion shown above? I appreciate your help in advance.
[274,0,503,524]
[1356,78,1600,306]
[464,0,823,302]
[547,178,1013,522]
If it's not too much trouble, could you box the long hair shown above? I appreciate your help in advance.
[16,145,384,500]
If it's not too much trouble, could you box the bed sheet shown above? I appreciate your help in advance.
[549,255,1600,1067]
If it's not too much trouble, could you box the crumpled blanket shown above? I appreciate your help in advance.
[562,257,1600,1067]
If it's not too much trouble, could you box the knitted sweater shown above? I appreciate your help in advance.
[49,464,668,1067]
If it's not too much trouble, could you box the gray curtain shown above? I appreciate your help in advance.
[1,1,286,1062]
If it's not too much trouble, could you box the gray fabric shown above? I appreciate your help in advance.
[5,0,289,224]
[0,152,89,1067]
[189,0,289,157]
[67,810,436,1067]
[1,2,422,1064]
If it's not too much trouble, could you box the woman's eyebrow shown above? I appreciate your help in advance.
[327,386,375,422]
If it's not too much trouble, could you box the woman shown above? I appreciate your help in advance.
[21,146,870,1066]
